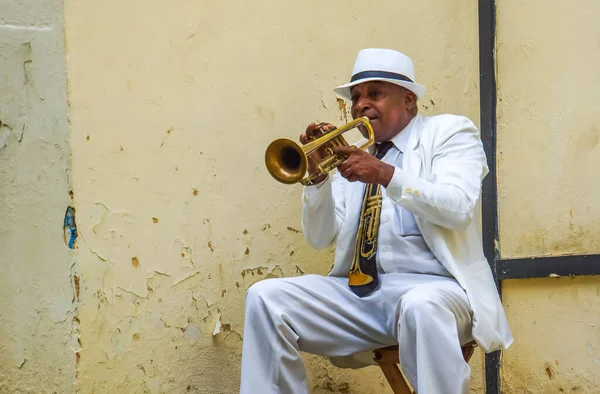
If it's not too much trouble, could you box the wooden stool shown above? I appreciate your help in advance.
[373,341,477,394]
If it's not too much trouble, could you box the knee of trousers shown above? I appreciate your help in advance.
[398,287,450,328]
[245,278,286,314]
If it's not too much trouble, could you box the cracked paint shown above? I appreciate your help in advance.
[337,98,349,123]
[64,206,78,249]
[0,119,13,150]
[22,42,32,85]
[1,0,76,391]
[8,0,598,392]
[502,277,600,392]
[497,0,600,259]
[58,0,489,393]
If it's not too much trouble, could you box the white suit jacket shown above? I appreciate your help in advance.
[301,113,513,359]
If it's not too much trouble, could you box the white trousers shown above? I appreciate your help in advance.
[240,273,474,394]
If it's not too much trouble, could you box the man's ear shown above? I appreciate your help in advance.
[405,90,417,110]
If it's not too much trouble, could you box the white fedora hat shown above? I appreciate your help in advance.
[333,48,426,101]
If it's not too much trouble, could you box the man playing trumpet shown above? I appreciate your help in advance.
[240,48,512,394]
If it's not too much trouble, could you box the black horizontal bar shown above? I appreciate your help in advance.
[496,254,600,279]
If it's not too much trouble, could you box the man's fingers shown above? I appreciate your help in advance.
[319,122,335,133]
[303,122,337,144]
[332,145,359,156]
[303,123,317,140]
[340,168,353,179]
[307,122,325,139]
[300,122,321,143]
[338,159,351,172]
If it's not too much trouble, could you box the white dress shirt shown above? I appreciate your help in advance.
[306,117,451,277]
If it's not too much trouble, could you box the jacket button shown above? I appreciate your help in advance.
[413,190,420,196]
[405,187,412,193]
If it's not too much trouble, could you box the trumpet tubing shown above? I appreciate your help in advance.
[264,116,374,185]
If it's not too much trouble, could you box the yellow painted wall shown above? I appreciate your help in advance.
[0,0,76,392]
[4,0,596,392]
[497,1,600,392]
[497,0,600,259]
[63,0,481,392]
[502,277,600,392]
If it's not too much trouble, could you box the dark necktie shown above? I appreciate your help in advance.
[348,141,394,297]
[375,141,394,160]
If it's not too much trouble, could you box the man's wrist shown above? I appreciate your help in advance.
[303,174,328,187]
[378,163,395,187]
[313,174,328,184]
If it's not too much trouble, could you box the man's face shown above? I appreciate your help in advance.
[349,81,416,142]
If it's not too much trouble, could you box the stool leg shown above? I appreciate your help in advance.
[375,361,413,394]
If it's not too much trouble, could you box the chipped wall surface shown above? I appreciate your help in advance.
[502,277,600,392]
[63,0,481,392]
[0,0,76,392]
[496,4,600,392]
[3,1,598,392]
[496,0,600,259]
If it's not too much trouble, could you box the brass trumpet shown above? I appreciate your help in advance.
[264,116,374,185]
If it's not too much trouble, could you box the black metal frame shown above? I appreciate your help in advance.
[496,255,600,280]
[477,0,600,393]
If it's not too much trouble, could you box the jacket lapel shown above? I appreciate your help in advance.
[404,115,429,240]
[403,114,424,178]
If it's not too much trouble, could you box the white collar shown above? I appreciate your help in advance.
[365,115,417,154]
[388,115,417,153]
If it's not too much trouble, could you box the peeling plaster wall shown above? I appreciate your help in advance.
[63,0,481,392]
[496,0,600,259]
[0,0,76,392]
[502,277,600,392]
[496,1,600,392]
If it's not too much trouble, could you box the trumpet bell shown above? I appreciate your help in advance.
[264,138,308,184]
[348,272,374,286]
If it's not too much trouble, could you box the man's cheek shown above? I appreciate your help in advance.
[357,125,368,137]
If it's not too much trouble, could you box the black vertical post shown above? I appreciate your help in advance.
[478,0,499,269]
[478,0,501,393]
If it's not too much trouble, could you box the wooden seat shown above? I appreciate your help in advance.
[373,341,477,394]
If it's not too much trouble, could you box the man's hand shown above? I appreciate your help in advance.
[299,122,335,185]
[332,146,395,186]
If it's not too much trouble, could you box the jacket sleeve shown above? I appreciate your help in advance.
[301,172,346,249]
[385,116,488,230]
